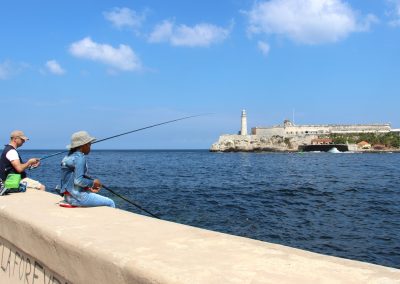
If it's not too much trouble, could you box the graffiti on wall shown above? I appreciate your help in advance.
[0,237,69,284]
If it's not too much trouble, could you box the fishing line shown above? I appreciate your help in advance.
[85,176,160,218]
[102,184,160,219]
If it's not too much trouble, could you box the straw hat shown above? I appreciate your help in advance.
[67,131,96,149]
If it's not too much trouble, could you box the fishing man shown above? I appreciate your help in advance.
[0,130,45,192]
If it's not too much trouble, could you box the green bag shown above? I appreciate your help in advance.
[4,174,22,189]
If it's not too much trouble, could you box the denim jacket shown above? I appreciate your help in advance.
[60,151,94,200]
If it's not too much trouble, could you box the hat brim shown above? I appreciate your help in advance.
[66,137,96,150]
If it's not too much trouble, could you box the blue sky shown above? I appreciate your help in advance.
[1,0,399,149]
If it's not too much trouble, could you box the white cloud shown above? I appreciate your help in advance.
[148,20,174,43]
[0,61,12,79]
[0,60,28,79]
[258,41,270,56]
[46,60,65,75]
[149,20,231,47]
[103,7,145,31]
[245,0,377,45]
[387,0,400,27]
[69,37,141,71]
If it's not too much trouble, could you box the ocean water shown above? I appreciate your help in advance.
[22,150,400,268]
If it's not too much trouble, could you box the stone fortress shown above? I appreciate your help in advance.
[210,110,395,152]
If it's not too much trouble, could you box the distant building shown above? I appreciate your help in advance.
[252,120,391,138]
[357,141,371,149]
[211,111,396,152]
[391,128,400,136]
[311,138,333,145]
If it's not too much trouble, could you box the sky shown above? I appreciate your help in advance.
[1,0,399,149]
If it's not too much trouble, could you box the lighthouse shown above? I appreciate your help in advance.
[240,109,247,135]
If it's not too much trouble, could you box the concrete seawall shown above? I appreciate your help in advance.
[0,189,399,284]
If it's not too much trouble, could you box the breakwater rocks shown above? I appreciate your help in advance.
[210,135,300,152]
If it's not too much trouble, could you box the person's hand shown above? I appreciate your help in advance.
[90,187,100,193]
[28,158,40,168]
[90,179,102,193]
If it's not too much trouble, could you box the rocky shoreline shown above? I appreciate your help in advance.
[210,134,304,152]
[210,134,400,153]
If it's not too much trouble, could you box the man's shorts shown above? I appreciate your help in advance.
[21,177,43,190]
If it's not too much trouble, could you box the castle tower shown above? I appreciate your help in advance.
[240,109,247,135]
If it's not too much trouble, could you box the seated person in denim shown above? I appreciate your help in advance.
[59,131,115,208]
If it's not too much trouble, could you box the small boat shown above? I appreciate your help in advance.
[298,144,349,152]
[328,147,340,153]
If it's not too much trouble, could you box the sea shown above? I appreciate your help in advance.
[21,149,400,269]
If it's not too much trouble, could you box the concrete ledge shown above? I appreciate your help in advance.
[0,189,399,283]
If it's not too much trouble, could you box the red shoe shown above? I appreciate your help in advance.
[59,202,78,208]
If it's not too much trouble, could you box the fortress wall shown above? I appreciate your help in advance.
[1,189,399,284]
[252,127,285,136]
[330,124,391,133]
[253,124,391,137]
[217,134,252,142]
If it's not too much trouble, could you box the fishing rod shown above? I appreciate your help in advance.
[84,175,160,218]
[39,113,209,161]
[35,114,209,215]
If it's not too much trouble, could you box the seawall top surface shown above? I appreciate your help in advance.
[0,189,399,284]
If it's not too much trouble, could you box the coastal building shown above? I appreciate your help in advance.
[357,141,372,149]
[391,128,400,135]
[252,120,391,138]
[311,138,333,145]
[210,110,395,152]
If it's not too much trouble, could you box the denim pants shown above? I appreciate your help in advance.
[66,192,115,208]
